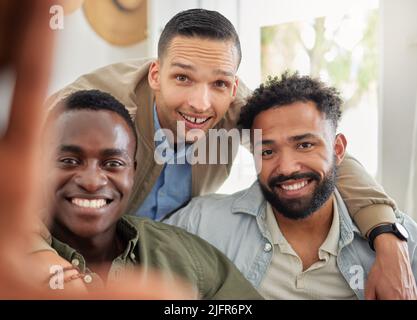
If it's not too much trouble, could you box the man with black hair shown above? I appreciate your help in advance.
[41,89,262,299]
[43,9,415,298]
[166,73,417,299]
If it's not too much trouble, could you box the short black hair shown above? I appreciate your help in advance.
[52,90,138,156]
[238,71,343,131]
[158,8,241,67]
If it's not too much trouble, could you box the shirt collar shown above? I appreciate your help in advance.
[231,181,361,250]
[264,202,289,249]
[117,216,140,260]
[51,237,87,271]
[333,189,361,248]
[318,196,340,256]
[231,181,266,217]
[263,196,340,256]
[51,217,140,270]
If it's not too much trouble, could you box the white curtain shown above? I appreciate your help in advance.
[406,89,417,219]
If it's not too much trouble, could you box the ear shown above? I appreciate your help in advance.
[148,60,161,91]
[231,77,239,100]
[334,133,347,165]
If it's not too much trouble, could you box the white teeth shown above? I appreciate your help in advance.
[181,113,209,124]
[71,198,107,209]
[281,180,308,191]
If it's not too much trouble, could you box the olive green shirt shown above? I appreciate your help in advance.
[51,215,262,300]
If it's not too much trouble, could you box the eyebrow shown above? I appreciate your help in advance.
[288,133,320,142]
[58,145,84,155]
[58,145,131,159]
[171,62,195,71]
[100,148,131,160]
[171,62,234,78]
[253,139,274,148]
[254,134,320,148]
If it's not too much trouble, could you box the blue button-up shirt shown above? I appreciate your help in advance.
[135,105,193,221]
[166,182,417,299]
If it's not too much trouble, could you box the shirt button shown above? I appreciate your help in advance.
[83,275,93,284]
[264,243,272,252]
[296,275,305,289]
[71,259,80,267]
[130,253,136,260]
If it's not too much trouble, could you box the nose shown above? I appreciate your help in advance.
[274,150,302,177]
[188,84,211,112]
[73,164,107,192]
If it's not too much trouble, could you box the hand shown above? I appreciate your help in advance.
[365,233,417,300]
[0,2,196,300]
[90,268,198,300]
[37,262,195,299]
[0,0,55,297]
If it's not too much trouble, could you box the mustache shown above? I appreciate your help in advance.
[268,172,321,188]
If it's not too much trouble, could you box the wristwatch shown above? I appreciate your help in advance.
[368,222,409,251]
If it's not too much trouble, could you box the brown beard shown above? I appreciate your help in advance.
[259,164,337,220]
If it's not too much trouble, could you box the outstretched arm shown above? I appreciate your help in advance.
[337,154,396,235]
[337,155,416,299]
[0,1,194,299]
[0,0,55,296]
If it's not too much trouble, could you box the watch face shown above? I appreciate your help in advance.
[394,222,409,240]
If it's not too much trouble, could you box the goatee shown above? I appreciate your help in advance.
[259,165,337,220]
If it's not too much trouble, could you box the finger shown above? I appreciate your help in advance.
[4,0,54,148]
[0,0,55,298]
[1,0,54,230]
[364,282,377,300]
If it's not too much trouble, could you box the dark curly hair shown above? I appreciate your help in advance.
[238,71,343,131]
[49,90,138,156]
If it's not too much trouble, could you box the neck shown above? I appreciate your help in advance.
[273,195,334,270]
[51,222,123,267]
[274,197,334,237]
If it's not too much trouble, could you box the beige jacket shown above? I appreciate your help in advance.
[46,58,396,236]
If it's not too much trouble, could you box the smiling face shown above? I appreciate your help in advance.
[46,110,136,239]
[253,101,346,219]
[148,36,239,143]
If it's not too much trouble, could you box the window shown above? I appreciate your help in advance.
[218,0,380,194]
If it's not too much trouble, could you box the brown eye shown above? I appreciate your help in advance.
[261,149,274,157]
[103,160,125,168]
[214,80,228,88]
[176,75,188,82]
[59,158,79,166]
[298,142,314,149]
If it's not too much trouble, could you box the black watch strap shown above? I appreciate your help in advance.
[368,223,408,251]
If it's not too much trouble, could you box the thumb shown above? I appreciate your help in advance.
[364,279,377,300]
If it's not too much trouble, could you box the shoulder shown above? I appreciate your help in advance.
[84,58,154,81]
[165,188,251,225]
[163,185,264,258]
[46,58,155,112]
[81,58,154,77]
[123,215,234,262]
[122,215,237,275]
[124,215,218,245]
